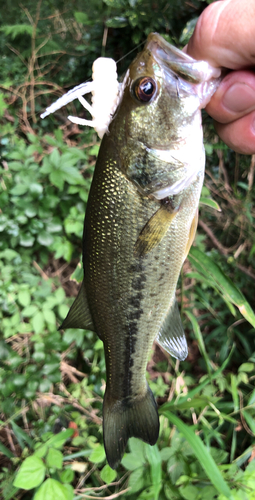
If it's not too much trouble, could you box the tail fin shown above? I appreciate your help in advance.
[103,384,159,469]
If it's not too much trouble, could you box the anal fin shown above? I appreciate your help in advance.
[59,279,95,331]
[156,298,188,361]
[134,205,178,258]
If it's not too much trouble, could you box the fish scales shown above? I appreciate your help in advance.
[59,33,220,469]
[84,146,188,395]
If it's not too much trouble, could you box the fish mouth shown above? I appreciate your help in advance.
[145,33,215,84]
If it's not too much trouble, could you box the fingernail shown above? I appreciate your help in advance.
[222,83,255,113]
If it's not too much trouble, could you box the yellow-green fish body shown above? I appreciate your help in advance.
[62,33,220,469]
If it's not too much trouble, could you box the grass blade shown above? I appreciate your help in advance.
[160,411,234,500]
[0,441,14,458]
[161,344,235,412]
[10,420,34,449]
[185,311,212,373]
[189,247,255,328]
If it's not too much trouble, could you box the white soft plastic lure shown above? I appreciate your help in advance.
[40,57,120,139]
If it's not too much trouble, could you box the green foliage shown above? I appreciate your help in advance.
[1,2,255,500]
[0,24,34,39]
[12,429,75,498]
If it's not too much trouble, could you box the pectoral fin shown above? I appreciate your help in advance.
[134,205,178,258]
[59,279,95,332]
[184,210,198,260]
[156,298,188,361]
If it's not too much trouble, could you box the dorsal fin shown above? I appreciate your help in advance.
[59,280,95,332]
[156,298,188,361]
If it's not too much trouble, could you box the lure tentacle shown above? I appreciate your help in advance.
[40,82,94,119]
[40,57,120,139]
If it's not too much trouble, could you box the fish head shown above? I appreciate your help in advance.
[113,32,220,151]
[108,33,220,199]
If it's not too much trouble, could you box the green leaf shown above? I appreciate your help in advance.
[189,247,255,328]
[179,485,201,500]
[0,441,14,458]
[61,165,85,185]
[46,448,63,469]
[58,304,69,319]
[50,148,61,168]
[128,467,144,493]
[129,437,145,464]
[0,92,7,117]
[145,444,162,500]
[74,11,90,24]
[18,289,31,307]
[32,311,45,334]
[43,429,74,449]
[0,24,34,39]
[25,206,37,217]
[37,231,54,246]
[200,197,221,211]
[43,309,56,326]
[238,363,254,373]
[100,464,117,484]
[34,478,72,500]
[50,171,65,190]
[90,445,106,464]
[29,183,43,195]
[10,184,28,195]
[106,16,128,28]
[122,450,145,470]
[34,444,48,458]
[19,233,35,247]
[160,412,234,500]
[13,456,46,490]
[70,262,83,283]
[59,468,75,483]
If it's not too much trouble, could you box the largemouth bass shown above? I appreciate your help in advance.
[42,33,220,469]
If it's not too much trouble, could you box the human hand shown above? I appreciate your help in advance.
[186,0,255,154]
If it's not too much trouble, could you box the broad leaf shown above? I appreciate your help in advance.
[34,478,73,500]
[13,456,46,490]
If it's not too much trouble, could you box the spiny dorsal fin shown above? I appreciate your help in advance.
[156,298,188,361]
[134,205,178,258]
[59,279,95,332]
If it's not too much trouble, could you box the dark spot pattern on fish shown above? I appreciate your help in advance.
[132,273,146,291]
[129,292,143,308]
[128,309,143,321]
[123,321,138,396]
[129,263,145,273]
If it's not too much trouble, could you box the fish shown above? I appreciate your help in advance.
[47,33,220,469]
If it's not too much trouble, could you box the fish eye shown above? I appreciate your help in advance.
[133,77,157,102]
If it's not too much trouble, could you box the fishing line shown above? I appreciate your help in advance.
[115,39,146,65]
